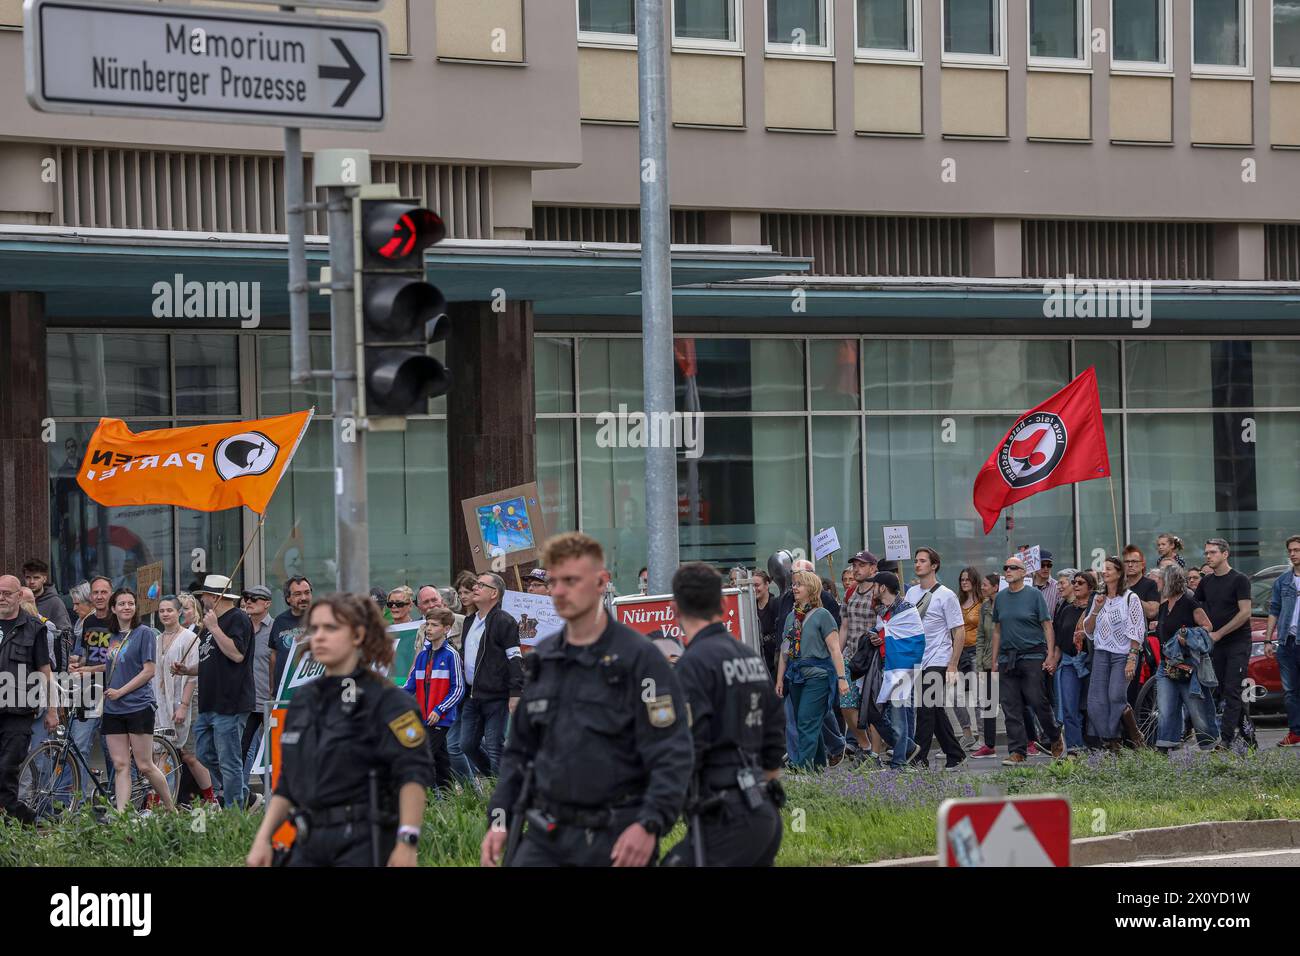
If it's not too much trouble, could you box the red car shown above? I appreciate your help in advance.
[1248,566,1286,713]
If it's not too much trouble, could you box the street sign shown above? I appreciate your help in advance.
[24,0,388,130]
[937,795,1071,867]
[215,0,386,9]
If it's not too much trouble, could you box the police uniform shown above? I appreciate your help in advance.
[662,622,785,867]
[275,669,433,866]
[488,614,693,867]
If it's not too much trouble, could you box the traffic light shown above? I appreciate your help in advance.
[353,186,451,417]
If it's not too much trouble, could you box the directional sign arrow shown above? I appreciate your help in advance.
[319,37,364,109]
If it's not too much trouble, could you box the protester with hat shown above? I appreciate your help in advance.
[180,574,255,809]
[841,551,884,759]
[1031,550,1061,616]
[524,569,550,596]
[239,584,274,800]
[868,571,925,770]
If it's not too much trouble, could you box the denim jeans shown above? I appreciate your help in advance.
[1057,663,1087,750]
[788,677,831,770]
[193,711,249,809]
[887,702,915,769]
[1276,639,1300,736]
[1155,670,1221,749]
[459,696,508,776]
[1087,649,1130,741]
[445,718,476,782]
[821,693,846,759]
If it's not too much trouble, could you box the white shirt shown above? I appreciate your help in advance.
[1092,592,1145,655]
[1290,575,1300,636]
[905,583,963,668]
[463,613,486,685]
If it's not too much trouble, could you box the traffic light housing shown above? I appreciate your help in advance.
[353,188,451,417]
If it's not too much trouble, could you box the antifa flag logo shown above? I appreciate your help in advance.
[996,413,1068,489]
[214,431,280,482]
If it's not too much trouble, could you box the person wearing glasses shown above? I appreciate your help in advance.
[990,556,1065,765]
[239,585,274,804]
[459,571,523,776]
[387,586,416,626]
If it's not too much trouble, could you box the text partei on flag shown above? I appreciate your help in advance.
[76,410,314,514]
[972,368,1109,535]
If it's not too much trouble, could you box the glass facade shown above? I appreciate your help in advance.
[1193,0,1246,68]
[857,0,915,53]
[945,0,1002,57]
[46,331,1300,608]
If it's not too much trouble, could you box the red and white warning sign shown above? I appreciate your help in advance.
[937,795,1071,867]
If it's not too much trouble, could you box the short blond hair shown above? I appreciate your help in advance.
[541,531,605,569]
[388,585,414,603]
[791,570,823,608]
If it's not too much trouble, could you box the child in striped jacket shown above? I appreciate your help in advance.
[404,608,464,791]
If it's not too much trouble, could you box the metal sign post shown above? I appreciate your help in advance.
[24,0,388,129]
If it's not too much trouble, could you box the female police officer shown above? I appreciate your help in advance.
[247,593,433,867]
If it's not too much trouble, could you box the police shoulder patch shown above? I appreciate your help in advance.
[646,694,676,728]
[388,710,427,749]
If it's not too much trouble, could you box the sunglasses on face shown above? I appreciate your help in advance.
[387,600,410,608]
[1003,565,1023,572]
[241,593,268,602]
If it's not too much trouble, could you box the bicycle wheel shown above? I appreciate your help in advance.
[131,735,182,810]
[1134,678,1160,744]
[17,741,82,821]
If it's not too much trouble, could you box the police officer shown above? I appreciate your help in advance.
[0,575,60,824]
[247,593,433,867]
[480,533,693,867]
[661,562,785,867]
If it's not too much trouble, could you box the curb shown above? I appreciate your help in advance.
[865,819,1300,867]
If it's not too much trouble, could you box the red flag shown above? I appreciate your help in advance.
[973,368,1110,534]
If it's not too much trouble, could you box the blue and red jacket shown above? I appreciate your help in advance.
[404,639,465,728]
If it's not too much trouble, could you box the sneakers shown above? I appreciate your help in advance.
[1050,736,1066,760]
[970,744,998,759]
[943,758,967,772]
[1026,742,1040,756]
[1001,752,1027,766]
[1277,732,1300,747]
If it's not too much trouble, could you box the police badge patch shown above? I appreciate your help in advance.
[388,711,427,748]
[646,694,676,728]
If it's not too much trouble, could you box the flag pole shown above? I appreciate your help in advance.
[185,512,268,660]
[1107,473,1121,556]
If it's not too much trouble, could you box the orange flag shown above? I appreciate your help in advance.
[77,410,313,514]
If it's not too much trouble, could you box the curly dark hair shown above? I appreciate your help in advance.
[308,593,393,671]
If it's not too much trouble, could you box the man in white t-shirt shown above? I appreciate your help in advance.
[904,547,967,770]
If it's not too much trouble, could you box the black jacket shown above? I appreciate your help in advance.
[489,614,693,834]
[464,605,524,701]
[0,610,47,716]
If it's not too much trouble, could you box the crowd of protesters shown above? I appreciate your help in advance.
[3,527,1299,825]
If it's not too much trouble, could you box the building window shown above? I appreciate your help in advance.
[943,0,1006,63]
[855,0,920,60]
[766,0,832,56]
[1028,0,1088,65]
[1274,0,1300,74]
[578,0,635,44]
[1192,0,1250,73]
[1112,0,1170,70]
[673,0,742,50]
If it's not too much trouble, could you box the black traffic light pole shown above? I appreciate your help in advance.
[325,184,370,593]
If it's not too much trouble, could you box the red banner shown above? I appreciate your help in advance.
[615,593,742,642]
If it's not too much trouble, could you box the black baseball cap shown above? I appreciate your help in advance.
[867,571,900,593]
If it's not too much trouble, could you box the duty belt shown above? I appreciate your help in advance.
[293,802,396,838]
[533,794,639,829]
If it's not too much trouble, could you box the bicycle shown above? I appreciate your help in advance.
[1134,673,1261,751]
[17,716,182,821]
